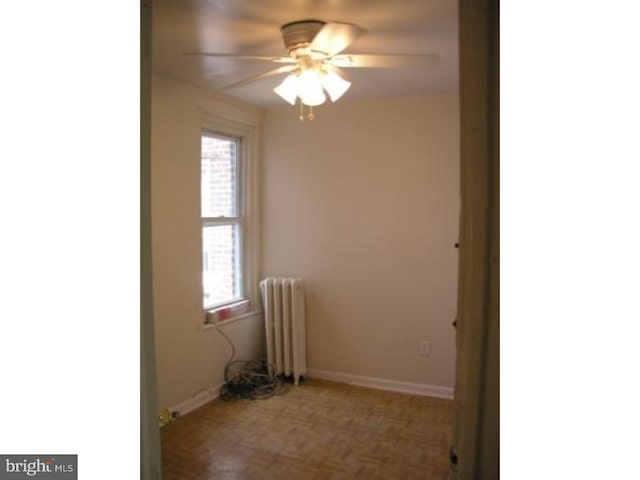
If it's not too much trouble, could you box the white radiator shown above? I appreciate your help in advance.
[260,277,307,385]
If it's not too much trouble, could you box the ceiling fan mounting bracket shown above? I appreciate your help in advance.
[280,20,326,54]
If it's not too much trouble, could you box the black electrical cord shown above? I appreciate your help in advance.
[220,359,286,400]
[213,322,287,401]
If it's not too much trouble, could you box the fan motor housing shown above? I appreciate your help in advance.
[280,20,325,51]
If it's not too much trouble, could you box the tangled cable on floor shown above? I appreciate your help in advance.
[220,359,286,400]
[213,321,288,401]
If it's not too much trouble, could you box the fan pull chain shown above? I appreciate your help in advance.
[297,100,317,122]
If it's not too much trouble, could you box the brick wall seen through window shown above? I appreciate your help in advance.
[201,134,242,307]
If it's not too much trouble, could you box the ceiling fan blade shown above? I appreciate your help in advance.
[309,22,363,57]
[329,54,441,68]
[184,52,295,63]
[222,65,298,89]
[325,64,353,82]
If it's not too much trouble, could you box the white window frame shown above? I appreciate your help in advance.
[199,111,261,324]
[201,131,244,309]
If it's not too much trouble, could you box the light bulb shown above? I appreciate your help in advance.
[273,74,299,105]
[321,70,351,102]
[298,69,326,106]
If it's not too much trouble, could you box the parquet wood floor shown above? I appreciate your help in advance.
[161,378,453,479]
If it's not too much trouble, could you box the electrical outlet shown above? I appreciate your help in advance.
[419,340,431,356]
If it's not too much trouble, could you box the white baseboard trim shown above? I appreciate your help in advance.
[165,382,224,424]
[307,369,454,399]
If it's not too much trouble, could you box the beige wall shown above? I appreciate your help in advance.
[151,74,264,408]
[263,94,460,388]
[151,75,459,406]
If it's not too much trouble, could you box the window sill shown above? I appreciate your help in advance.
[205,298,251,321]
[202,310,262,330]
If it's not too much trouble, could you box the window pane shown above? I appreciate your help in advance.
[202,224,241,307]
[201,135,238,217]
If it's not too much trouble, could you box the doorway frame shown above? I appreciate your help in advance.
[450,0,499,478]
[140,0,500,477]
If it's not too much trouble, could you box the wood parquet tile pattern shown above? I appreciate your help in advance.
[161,379,453,479]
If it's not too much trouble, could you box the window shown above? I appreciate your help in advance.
[199,113,260,324]
[201,132,244,309]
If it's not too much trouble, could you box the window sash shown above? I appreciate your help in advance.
[201,132,241,218]
[202,222,244,310]
[201,131,245,310]
[202,216,242,226]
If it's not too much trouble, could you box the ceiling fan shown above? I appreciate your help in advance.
[185,20,440,117]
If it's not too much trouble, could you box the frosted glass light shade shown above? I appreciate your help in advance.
[321,70,351,102]
[274,65,351,107]
[298,69,326,106]
[274,74,299,105]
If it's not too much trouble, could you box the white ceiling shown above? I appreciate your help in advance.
[152,0,459,108]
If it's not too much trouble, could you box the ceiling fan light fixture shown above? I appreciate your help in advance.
[297,69,326,106]
[273,74,299,105]
[321,70,351,102]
